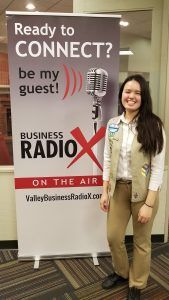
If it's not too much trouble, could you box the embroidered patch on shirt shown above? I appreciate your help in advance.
[134,192,138,199]
[141,163,150,177]
[108,124,119,137]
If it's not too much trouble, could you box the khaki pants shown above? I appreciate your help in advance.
[107,181,159,289]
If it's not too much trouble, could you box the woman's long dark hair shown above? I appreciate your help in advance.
[119,74,164,156]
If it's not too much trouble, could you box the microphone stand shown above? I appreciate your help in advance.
[91,95,102,189]
[92,96,102,134]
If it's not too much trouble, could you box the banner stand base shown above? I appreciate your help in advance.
[92,253,99,266]
[17,252,110,268]
[34,256,40,269]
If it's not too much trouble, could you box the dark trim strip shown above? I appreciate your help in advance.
[0,235,165,250]
[125,234,164,243]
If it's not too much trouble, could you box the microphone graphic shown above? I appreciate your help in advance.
[86,68,108,133]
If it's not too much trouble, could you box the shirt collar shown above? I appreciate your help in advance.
[120,112,137,125]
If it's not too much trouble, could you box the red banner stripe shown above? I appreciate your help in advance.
[15,175,103,189]
[62,64,70,100]
[71,67,77,96]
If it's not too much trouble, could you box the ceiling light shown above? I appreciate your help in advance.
[119,49,134,55]
[120,20,129,27]
[26,3,36,10]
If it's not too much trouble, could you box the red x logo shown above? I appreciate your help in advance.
[67,127,106,171]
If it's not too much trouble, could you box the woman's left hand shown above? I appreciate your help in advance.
[138,204,153,224]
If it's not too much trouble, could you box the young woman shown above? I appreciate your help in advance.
[100,74,166,300]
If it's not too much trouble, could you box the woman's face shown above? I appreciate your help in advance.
[121,80,142,113]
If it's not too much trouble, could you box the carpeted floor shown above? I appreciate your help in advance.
[0,243,169,299]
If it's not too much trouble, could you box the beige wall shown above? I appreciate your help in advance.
[0,167,17,240]
[74,0,169,164]
[73,0,165,116]
[120,33,151,73]
[73,0,169,158]
[74,0,169,240]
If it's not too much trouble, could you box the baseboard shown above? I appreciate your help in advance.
[0,235,165,250]
[0,240,18,249]
[125,234,165,243]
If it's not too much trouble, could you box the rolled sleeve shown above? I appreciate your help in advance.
[148,128,166,191]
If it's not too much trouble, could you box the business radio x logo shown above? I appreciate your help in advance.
[67,126,106,171]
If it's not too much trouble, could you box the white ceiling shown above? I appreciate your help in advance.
[0,0,151,45]
[114,10,152,39]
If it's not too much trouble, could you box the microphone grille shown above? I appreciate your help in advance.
[86,68,108,97]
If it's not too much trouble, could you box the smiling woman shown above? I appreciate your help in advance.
[100,73,166,300]
[121,80,141,117]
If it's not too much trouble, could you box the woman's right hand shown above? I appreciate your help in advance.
[100,192,109,212]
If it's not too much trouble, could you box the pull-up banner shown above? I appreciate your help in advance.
[7,12,120,258]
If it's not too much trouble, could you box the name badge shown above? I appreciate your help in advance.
[108,124,119,137]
